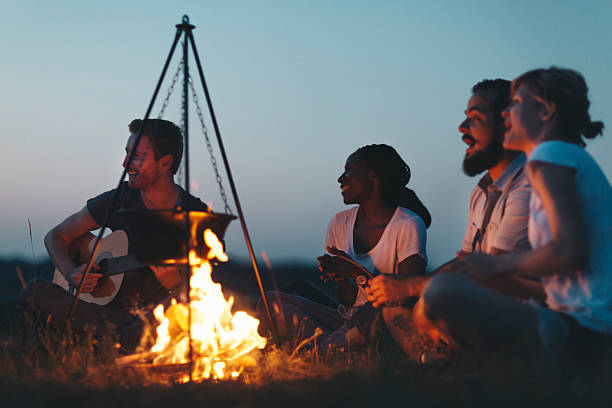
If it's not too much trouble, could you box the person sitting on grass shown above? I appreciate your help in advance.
[366,78,538,362]
[415,67,611,367]
[21,119,208,350]
[258,144,431,353]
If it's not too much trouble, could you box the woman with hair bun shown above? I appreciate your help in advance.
[320,144,430,307]
[417,67,612,366]
[259,144,430,353]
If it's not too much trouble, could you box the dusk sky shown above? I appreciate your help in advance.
[1,0,611,269]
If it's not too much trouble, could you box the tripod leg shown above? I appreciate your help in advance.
[186,31,277,339]
[65,26,185,327]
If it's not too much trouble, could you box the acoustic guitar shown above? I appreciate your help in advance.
[52,230,147,306]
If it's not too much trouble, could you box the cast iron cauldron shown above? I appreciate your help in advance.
[118,209,236,265]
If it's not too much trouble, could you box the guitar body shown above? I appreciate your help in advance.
[52,230,128,306]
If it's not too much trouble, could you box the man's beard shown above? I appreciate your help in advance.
[462,138,504,177]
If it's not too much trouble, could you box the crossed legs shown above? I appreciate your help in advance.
[414,274,544,365]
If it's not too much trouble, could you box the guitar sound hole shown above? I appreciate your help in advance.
[96,251,113,274]
[92,251,117,298]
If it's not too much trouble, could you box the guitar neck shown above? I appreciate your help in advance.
[101,255,147,276]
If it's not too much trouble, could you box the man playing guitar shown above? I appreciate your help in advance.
[21,119,207,348]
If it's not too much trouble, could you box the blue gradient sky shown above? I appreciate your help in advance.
[1,0,611,269]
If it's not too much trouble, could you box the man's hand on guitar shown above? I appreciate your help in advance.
[70,263,103,293]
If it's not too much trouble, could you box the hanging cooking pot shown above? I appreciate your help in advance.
[118,209,236,265]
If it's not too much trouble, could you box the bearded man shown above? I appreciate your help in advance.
[457,79,530,257]
[365,79,540,361]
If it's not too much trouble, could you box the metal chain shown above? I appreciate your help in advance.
[188,73,232,214]
[178,58,186,188]
[158,61,182,119]
[154,57,231,214]
[157,59,184,185]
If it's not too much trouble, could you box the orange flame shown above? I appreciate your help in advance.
[149,228,266,381]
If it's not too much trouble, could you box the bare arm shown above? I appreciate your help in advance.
[484,247,546,302]
[497,161,587,277]
[45,206,100,283]
[498,276,546,303]
[397,254,426,277]
[430,251,470,275]
[366,255,428,307]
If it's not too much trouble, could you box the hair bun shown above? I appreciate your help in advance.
[400,188,432,228]
[583,120,605,140]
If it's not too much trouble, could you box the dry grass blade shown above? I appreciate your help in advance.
[15,266,26,289]
[290,327,323,359]
[27,218,37,278]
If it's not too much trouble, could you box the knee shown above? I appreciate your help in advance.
[413,275,464,345]
[256,291,284,315]
[256,291,292,337]
[20,278,63,312]
[20,278,45,311]
[420,274,464,322]
[256,291,287,330]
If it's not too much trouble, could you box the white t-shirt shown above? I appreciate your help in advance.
[325,206,427,306]
[528,141,612,333]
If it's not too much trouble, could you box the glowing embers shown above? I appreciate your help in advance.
[148,228,266,381]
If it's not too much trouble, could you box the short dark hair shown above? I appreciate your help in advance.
[128,119,183,174]
[512,67,604,146]
[472,79,511,122]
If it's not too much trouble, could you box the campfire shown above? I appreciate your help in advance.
[119,229,267,382]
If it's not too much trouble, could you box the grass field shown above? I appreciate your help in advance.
[2,258,611,407]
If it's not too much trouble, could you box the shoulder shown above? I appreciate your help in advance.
[528,141,585,170]
[393,207,427,261]
[530,140,581,157]
[177,186,208,212]
[184,193,209,212]
[86,182,135,226]
[329,207,358,226]
[395,207,427,234]
[467,181,484,206]
[88,182,119,201]
[325,207,357,246]
[507,164,531,194]
[87,182,125,208]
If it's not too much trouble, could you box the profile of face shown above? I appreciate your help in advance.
[122,134,171,190]
[337,152,376,205]
[502,85,544,152]
[458,91,506,176]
